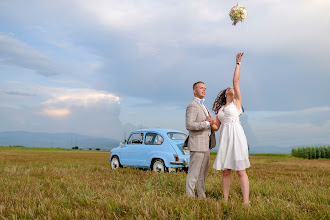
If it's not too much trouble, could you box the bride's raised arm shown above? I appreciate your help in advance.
[233,53,243,109]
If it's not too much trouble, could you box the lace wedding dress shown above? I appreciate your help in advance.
[213,102,250,171]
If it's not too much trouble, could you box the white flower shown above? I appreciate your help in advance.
[229,4,247,25]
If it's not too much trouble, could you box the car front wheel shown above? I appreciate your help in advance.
[152,159,166,172]
[111,156,121,170]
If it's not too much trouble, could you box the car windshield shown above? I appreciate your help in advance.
[167,132,187,140]
[127,133,144,144]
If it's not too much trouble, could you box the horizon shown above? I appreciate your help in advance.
[2,130,328,154]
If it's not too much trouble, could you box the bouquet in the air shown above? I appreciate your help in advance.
[229,4,247,26]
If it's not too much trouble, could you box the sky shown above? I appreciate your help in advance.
[0,0,329,149]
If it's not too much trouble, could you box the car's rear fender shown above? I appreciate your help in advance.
[149,151,188,168]
[148,151,173,168]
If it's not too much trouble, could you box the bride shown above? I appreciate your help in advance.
[210,53,250,205]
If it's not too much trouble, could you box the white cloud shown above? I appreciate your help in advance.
[74,1,330,52]
[0,82,123,138]
[0,82,121,112]
[2,1,330,56]
[0,33,64,76]
[76,0,227,30]
[182,1,330,58]
[42,89,120,108]
[40,108,71,118]
[75,0,159,31]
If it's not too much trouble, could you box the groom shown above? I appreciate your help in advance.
[185,81,216,198]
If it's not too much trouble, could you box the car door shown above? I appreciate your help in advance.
[121,132,145,166]
[142,132,164,166]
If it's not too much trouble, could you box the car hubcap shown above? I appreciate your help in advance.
[154,162,164,172]
[112,159,119,169]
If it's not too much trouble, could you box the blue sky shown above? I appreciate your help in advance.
[0,0,329,149]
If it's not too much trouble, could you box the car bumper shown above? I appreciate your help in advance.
[170,161,189,166]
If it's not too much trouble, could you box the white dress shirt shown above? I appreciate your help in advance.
[195,97,211,134]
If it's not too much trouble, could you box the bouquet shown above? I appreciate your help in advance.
[229,4,247,26]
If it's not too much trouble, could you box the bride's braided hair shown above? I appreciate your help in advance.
[212,88,244,114]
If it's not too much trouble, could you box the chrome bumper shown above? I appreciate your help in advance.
[170,160,189,166]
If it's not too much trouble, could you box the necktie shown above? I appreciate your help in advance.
[199,99,205,105]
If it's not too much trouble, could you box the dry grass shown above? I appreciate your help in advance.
[0,147,329,219]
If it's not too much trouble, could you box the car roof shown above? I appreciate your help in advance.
[132,128,185,135]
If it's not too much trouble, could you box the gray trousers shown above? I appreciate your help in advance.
[186,151,210,198]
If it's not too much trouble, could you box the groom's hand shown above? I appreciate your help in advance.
[205,116,214,126]
[205,116,212,124]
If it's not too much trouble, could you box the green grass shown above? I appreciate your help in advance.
[0,147,329,219]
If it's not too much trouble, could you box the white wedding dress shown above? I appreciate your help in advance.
[213,102,250,171]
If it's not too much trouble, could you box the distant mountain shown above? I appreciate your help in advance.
[0,131,120,151]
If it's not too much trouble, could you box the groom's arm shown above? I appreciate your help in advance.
[186,104,209,131]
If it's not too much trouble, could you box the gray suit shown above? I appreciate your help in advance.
[185,98,216,198]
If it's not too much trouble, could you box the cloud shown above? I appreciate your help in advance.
[40,108,71,118]
[4,90,35,97]
[37,88,122,135]
[252,106,330,126]
[0,0,329,145]
[0,83,123,138]
[0,33,63,76]
[247,106,330,147]
[42,89,120,108]
[76,0,158,31]
[72,1,330,55]
[54,0,329,113]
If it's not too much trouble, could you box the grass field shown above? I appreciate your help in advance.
[0,147,329,219]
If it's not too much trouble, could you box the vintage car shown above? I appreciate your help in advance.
[110,128,190,172]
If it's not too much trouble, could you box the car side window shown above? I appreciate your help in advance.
[127,133,144,145]
[145,133,164,145]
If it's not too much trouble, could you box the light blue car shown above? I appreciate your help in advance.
[110,128,190,172]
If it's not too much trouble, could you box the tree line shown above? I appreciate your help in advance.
[292,146,330,159]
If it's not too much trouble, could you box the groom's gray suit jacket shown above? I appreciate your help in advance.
[185,98,216,151]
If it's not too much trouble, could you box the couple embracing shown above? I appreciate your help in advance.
[185,53,250,205]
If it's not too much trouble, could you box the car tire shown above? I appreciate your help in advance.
[152,159,166,173]
[111,156,121,170]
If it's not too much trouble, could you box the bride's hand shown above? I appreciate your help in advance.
[236,53,244,63]
[211,117,217,125]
